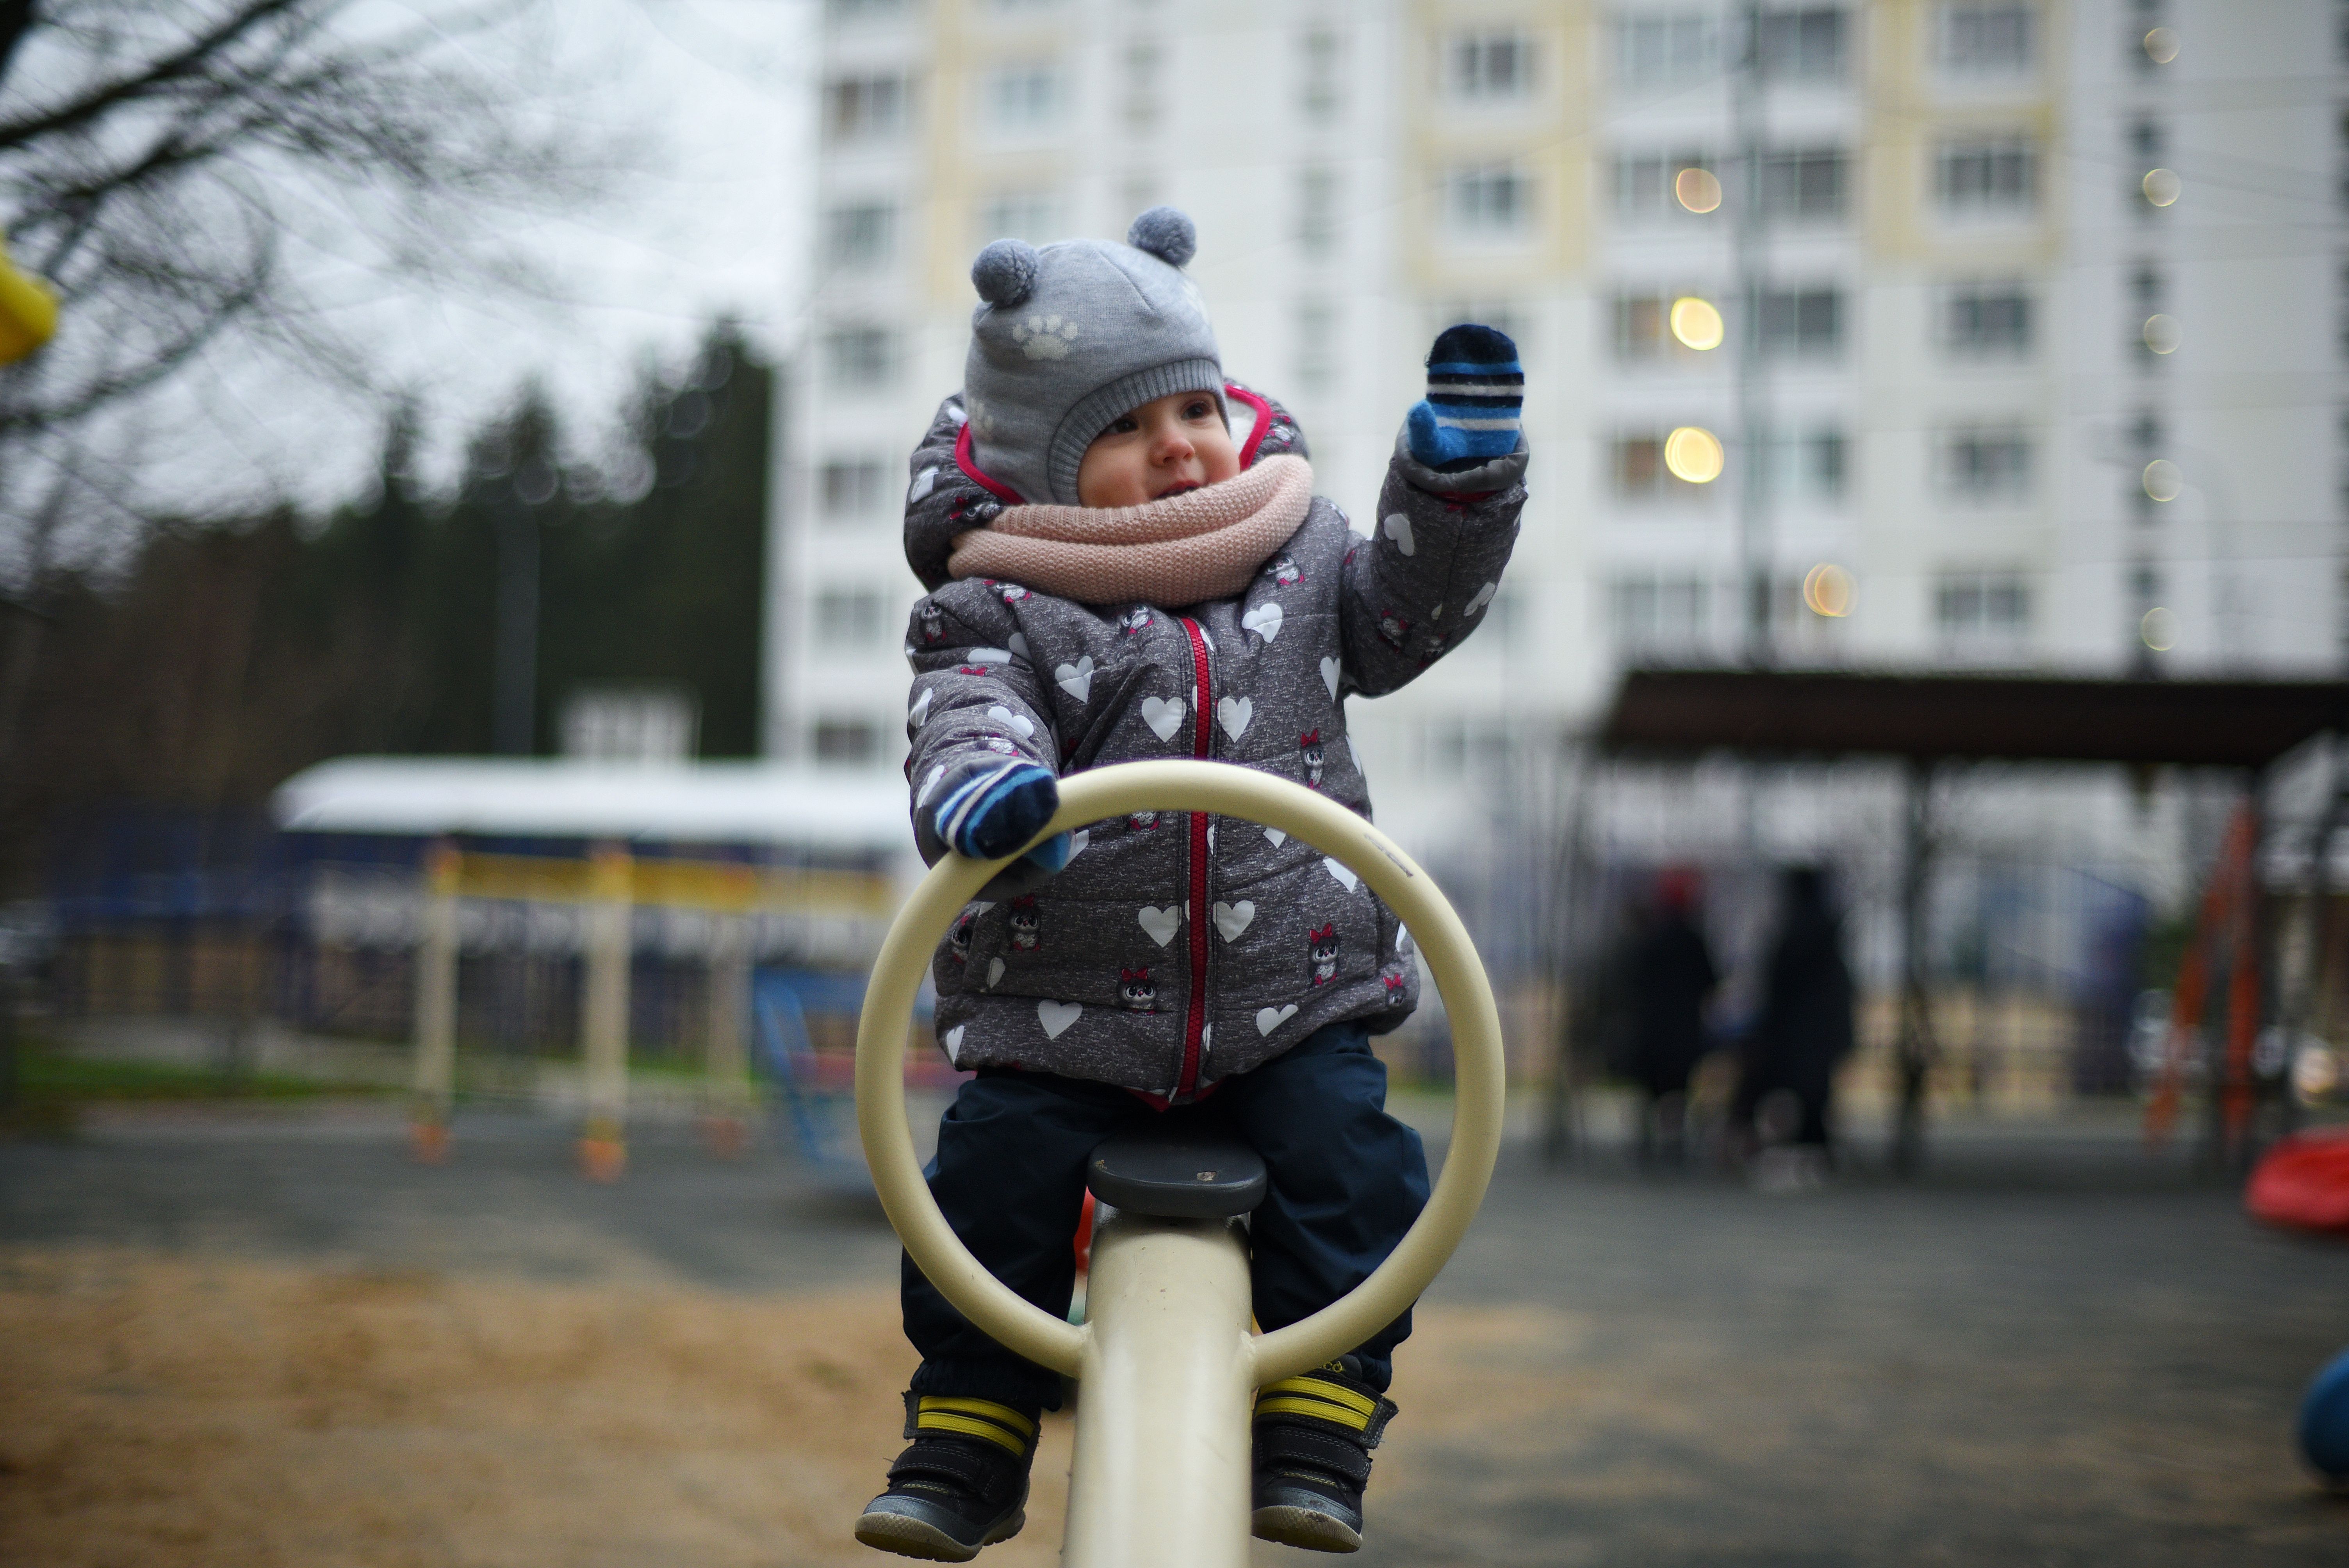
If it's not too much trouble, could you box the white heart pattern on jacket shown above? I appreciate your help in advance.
[1383,513,1415,556]
[916,763,946,806]
[943,1024,965,1063]
[986,957,1004,989]
[1466,581,1499,617]
[1007,633,1028,660]
[1066,829,1089,859]
[909,466,939,504]
[1325,858,1360,893]
[1264,827,1287,847]
[1038,999,1082,1039]
[1320,657,1340,700]
[987,705,1035,740]
[1255,1004,1299,1036]
[1213,901,1255,941]
[1241,602,1283,643]
[1142,695,1184,741]
[1055,655,1094,702]
[909,690,932,727]
[1218,695,1252,741]
[1137,906,1180,946]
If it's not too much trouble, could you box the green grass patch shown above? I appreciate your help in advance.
[10,1048,372,1103]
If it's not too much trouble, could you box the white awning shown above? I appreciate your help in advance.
[272,756,909,853]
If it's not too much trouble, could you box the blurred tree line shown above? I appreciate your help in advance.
[0,323,771,891]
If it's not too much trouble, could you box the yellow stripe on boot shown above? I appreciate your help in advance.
[915,1396,1036,1455]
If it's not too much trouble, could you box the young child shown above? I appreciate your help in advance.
[858,208,1527,1560]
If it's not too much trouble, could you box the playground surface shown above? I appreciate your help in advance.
[2,1105,2345,1566]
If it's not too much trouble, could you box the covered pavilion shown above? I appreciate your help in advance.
[1591,667,2349,1170]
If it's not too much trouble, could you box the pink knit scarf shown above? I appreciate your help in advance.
[946,456,1313,608]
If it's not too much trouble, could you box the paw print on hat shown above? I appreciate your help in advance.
[1012,314,1080,360]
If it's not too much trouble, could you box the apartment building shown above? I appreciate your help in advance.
[770,0,2345,863]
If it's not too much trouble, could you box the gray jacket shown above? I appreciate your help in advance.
[902,384,1527,1099]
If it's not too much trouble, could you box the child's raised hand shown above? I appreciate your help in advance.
[932,760,1068,868]
[1404,324,1523,471]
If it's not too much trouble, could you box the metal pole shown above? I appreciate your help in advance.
[410,838,460,1162]
[1893,759,1937,1174]
[1061,1210,1256,1568]
[579,841,632,1179]
[1732,1,1770,667]
[703,911,754,1154]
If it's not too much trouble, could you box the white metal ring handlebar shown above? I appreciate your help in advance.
[855,759,1506,1387]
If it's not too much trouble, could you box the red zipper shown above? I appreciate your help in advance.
[1175,616,1214,1101]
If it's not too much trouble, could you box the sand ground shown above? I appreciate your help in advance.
[3,1106,2347,1566]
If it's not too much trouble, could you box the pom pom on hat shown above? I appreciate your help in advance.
[971,239,1039,308]
[1126,206,1195,268]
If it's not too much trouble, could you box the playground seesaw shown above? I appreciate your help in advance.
[855,760,1505,1567]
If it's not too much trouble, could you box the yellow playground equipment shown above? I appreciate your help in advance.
[0,232,57,364]
[857,760,1506,1568]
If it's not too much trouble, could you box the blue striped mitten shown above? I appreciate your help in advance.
[1404,324,1523,472]
[931,760,1069,870]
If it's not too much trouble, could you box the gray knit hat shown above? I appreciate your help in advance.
[962,208,1223,505]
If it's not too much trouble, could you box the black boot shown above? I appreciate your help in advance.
[855,1394,1037,1561]
[1251,1361,1398,1553]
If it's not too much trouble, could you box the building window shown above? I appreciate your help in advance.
[1616,14,1717,87]
[1758,7,1847,80]
[1451,31,1533,98]
[1939,427,2034,501]
[820,459,886,522]
[1940,3,2034,72]
[1611,574,1713,654]
[1611,291,1715,361]
[1448,164,1531,233]
[1934,570,2031,640]
[1759,288,1843,358]
[1123,41,1161,132]
[1939,138,2038,211]
[1613,435,1716,502]
[815,587,888,647]
[1763,428,1850,499]
[1613,150,1715,220]
[813,718,881,763]
[1295,300,1336,390]
[1293,167,1341,257]
[823,202,896,269]
[1943,283,2033,352]
[823,327,895,390]
[1300,28,1342,120]
[987,64,1061,130]
[976,190,1059,245]
[1761,148,1848,219]
[824,73,907,142]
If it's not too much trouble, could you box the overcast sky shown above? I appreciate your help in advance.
[141,0,818,515]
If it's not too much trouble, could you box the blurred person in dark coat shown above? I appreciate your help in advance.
[1626,866,1718,1166]
[1736,865,1855,1176]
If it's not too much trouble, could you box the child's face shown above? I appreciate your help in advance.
[1074,390,1240,507]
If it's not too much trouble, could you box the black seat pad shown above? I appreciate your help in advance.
[1087,1124,1267,1220]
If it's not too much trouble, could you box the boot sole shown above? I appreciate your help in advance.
[1252,1503,1363,1553]
[854,1506,1025,1561]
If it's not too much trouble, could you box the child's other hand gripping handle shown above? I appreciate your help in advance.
[1404,324,1522,472]
[930,761,1072,873]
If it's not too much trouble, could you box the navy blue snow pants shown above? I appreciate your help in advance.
[903,1019,1431,1411]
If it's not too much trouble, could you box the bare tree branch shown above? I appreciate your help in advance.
[0,0,623,513]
